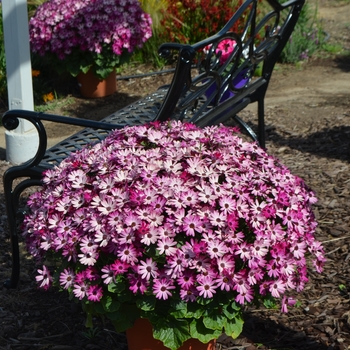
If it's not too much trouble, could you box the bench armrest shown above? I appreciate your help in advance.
[2,109,124,168]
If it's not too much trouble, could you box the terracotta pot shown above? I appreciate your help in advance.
[126,318,216,350]
[77,69,116,98]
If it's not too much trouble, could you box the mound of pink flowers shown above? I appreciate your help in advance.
[24,121,325,314]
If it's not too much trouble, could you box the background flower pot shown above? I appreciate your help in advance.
[126,318,216,350]
[77,69,117,98]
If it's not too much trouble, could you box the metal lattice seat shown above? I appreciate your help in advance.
[41,89,168,167]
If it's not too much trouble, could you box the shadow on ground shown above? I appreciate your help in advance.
[240,314,330,350]
[267,125,350,162]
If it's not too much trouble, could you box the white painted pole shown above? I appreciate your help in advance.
[2,0,39,164]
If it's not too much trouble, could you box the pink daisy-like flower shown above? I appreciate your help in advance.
[177,271,196,290]
[111,260,129,275]
[87,285,103,302]
[165,252,187,278]
[140,226,160,246]
[138,258,159,280]
[215,275,233,292]
[281,296,297,313]
[36,265,52,290]
[59,268,75,289]
[153,278,175,300]
[235,288,254,305]
[216,255,235,273]
[210,210,227,228]
[269,280,286,298]
[207,239,227,259]
[197,276,217,298]
[117,244,139,264]
[78,250,99,266]
[67,169,88,189]
[219,196,236,215]
[182,214,203,236]
[73,282,88,300]
[180,286,198,302]
[101,265,116,284]
[157,237,178,256]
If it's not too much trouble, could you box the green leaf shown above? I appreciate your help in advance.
[203,313,226,331]
[92,301,106,315]
[169,300,188,319]
[85,312,93,328]
[95,66,114,80]
[111,317,135,333]
[103,295,120,313]
[153,320,191,350]
[189,318,221,344]
[222,302,241,320]
[108,281,125,294]
[107,304,140,332]
[230,301,241,311]
[79,64,92,75]
[263,297,278,309]
[136,295,156,311]
[185,301,205,319]
[196,296,215,306]
[222,316,244,339]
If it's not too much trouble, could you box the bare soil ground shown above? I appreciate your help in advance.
[0,0,350,349]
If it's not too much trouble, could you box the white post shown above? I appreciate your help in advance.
[2,0,39,164]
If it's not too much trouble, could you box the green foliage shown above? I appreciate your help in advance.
[280,2,323,63]
[159,0,244,44]
[34,97,75,113]
[83,281,244,350]
[81,327,102,341]
[27,0,46,18]
[322,43,343,54]
[132,35,167,68]
[133,0,169,67]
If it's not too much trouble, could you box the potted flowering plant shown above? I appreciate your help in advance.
[23,121,325,350]
[29,0,152,81]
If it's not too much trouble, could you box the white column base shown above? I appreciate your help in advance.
[5,129,39,165]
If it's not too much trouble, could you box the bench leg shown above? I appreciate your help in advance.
[3,169,20,289]
[233,114,259,144]
[257,97,266,149]
[3,166,42,289]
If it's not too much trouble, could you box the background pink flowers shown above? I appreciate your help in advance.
[30,0,152,59]
[29,0,152,78]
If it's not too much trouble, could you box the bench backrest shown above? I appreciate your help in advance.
[155,0,305,145]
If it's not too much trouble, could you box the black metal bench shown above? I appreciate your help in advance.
[2,0,305,288]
